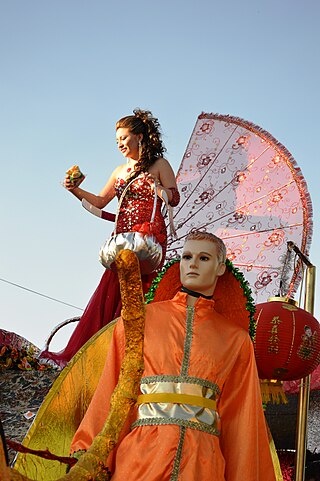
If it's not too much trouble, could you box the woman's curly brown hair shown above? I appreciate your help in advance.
[116,109,166,179]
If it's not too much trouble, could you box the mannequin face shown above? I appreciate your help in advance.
[180,239,226,296]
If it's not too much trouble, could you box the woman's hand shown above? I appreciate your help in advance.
[63,174,85,190]
[63,165,85,190]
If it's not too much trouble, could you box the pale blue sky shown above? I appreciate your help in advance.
[1,0,319,350]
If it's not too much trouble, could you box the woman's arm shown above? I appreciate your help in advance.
[148,158,179,205]
[64,167,121,209]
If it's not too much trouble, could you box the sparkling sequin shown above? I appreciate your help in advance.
[114,175,167,264]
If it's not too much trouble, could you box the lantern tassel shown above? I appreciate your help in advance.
[260,380,288,405]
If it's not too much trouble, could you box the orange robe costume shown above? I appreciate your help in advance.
[71,292,276,481]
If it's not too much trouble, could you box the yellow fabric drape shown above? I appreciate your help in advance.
[136,393,217,410]
[13,320,117,479]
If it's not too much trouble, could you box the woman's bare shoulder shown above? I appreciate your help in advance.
[113,162,127,173]
[154,157,171,166]
[149,157,172,172]
[99,163,126,196]
[112,163,128,179]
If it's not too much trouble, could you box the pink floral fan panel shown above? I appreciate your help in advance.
[167,113,313,304]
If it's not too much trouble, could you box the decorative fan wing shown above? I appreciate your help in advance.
[167,113,313,304]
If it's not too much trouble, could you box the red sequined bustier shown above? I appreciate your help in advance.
[114,175,167,253]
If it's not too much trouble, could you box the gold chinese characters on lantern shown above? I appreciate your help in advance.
[254,297,320,381]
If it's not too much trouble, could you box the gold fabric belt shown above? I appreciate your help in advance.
[136,393,217,410]
[133,379,221,435]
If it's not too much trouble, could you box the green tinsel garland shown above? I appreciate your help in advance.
[145,258,256,340]
[225,258,256,340]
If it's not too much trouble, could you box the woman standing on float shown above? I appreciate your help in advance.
[40,109,179,367]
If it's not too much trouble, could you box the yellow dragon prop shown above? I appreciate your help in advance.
[1,249,145,481]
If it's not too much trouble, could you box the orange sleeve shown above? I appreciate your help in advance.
[218,336,277,481]
[70,319,126,453]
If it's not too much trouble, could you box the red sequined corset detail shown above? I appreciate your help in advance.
[114,175,167,257]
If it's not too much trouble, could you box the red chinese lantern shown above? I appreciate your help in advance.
[254,297,320,381]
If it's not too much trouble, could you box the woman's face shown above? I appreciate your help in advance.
[116,127,141,160]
